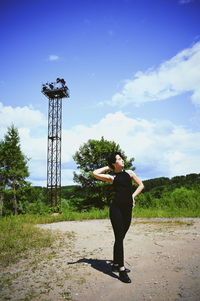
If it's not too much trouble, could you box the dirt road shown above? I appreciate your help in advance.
[1,218,200,301]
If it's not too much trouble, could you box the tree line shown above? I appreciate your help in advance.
[60,173,200,211]
[0,126,199,216]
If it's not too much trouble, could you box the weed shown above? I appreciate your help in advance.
[64,272,72,280]
[132,220,194,226]
[61,289,72,300]
[0,272,18,290]
[76,277,86,285]
[0,218,54,267]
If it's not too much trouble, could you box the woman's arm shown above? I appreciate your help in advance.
[127,170,144,198]
[92,166,114,184]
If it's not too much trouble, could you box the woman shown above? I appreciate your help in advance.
[92,152,144,283]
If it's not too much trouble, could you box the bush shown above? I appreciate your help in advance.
[164,187,200,209]
[137,187,200,210]
[137,192,155,208]
[61,198,74,212]
[22,200,51,215]
[68,197,94,211]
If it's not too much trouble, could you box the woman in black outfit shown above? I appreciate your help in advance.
[93,152,144,283]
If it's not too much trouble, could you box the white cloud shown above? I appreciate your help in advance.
[1,102,199,185]
[48,55,59,61]
[61,169,75,186]
[110,42,200,107]
[61,112,200,180]
[18,128,46,161]
[0,102,46,131]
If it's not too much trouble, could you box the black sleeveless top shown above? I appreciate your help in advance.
[112,170,133,207]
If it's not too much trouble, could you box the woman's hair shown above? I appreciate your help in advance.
[107,152,124,169]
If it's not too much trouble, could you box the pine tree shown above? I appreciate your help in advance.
[0,125,30,215]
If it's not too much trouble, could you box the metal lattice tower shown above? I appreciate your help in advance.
[42,78,69,207]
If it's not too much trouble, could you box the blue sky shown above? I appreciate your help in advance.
[1,0,200,186]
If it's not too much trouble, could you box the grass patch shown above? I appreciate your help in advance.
[76,277,86,285]
[133,207,200,218]
[131,219,195,234]
[132,220,194,226]
[0,216,55,267]
[15,206,200,225]
[10,207,110,225]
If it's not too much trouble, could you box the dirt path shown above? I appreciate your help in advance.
[1,218,200,301]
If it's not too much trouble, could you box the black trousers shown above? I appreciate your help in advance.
[109,201,132,267]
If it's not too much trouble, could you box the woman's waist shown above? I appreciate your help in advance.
[114,191,133,200]
[113,195,133,204]
[111,199,133,210]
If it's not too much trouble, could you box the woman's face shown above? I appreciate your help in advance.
[113,154,124,169]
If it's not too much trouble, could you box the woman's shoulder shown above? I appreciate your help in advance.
[125,170,136,177]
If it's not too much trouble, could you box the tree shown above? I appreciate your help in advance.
[0,125,30,215]
[73,137,134,209]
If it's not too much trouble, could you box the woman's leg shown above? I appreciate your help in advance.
[109,203,125,267]
[122,205,133,239]
[109,203,132,283]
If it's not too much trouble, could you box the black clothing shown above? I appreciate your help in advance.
[109,202,132,267]
[112,170,133,206]
[109,171,133,267]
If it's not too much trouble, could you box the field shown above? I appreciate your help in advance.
[0,212,200,301]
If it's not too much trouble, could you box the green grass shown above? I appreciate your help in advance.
[16,206,200,225]
[133,219,194,225]
[133,206,200,218]
[0,216,55,267]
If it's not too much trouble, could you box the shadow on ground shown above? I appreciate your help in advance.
[68,258,119,279]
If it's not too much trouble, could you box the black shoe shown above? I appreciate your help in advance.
[119,270,131,283]
[111,265,131,273]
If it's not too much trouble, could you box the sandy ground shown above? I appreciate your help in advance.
[0,218,200,301]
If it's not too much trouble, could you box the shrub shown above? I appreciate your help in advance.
[164,187,200,209]
[23,200,51,215]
